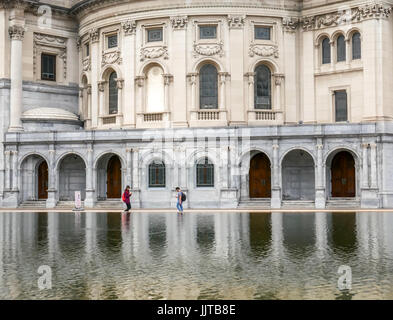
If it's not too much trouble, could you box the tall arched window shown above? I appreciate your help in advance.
[108,72,118,114]
[196,157,214,187]
[146,65,165,113]
[337,35,346,62]
[199,64,218,109]
[352,32,361,60]
[254,65,271,110]
[322,38,331,64]
[149,160,166,188]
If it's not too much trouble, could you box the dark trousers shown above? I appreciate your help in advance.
[125,202,131,211]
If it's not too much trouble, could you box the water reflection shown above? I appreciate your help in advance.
[0,211,393,299]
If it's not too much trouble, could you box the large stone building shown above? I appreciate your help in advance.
[1,0,393,209]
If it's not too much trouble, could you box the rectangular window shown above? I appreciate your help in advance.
[147,28,163,42]
[335,90,348,122]
[107,34,118,49]
[196,164,214,187]
[149,164,166,188]
[255,26,271,40]
[199,26,217,39]
[41,54,56,81]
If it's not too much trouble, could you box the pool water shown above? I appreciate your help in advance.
[0,211,392,299]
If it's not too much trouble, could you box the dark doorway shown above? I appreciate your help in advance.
[249,153,271,198]
[37,161,48,199]
[331,151,356,198]
[107,156,121,199]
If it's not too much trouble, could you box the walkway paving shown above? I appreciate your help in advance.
[0,207,392,213]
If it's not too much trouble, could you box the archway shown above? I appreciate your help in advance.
[107,155,122,198]
[37,161,48,199]
[330,151,356,198]
[20,154,48,202]
[249,153,271,198]
[58,154,86,201]
[96,154,122,200]
[282,150,315,200]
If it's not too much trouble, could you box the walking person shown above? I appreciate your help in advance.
[175,187,185,214]
[122,185,132,213]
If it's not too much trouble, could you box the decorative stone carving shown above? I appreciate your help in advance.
[140,46,168,61]
[82,57,91,71]
[8,25,25,40]
[187,72,198,84]
[274,74,285,86]
[98,81,106,92]
[282,17,300,32]
[171,16,188,29]
[193,41,223,57]
[301,3,392,31]
[76,36,81,50]
[116,79,124,90]
[135,76,145,87]
[227,15,245,29]
[33,32,67,79]
[122,19,137,35]
[163,74,173,86]
[89,28,100,43]
[249,44,279,58]
[102,49,122,66]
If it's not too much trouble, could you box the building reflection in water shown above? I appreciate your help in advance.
[0,211,393,299]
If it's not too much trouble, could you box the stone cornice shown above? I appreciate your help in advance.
[300,2,393,31]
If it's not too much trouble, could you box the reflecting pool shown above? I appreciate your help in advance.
[0,212,393,299]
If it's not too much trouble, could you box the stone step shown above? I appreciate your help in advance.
[20,200,47,208]
[326,199,360,208]
[281,200,315,208]
[56,201,83,208]
[96,200,124,209]
[238,199,271,208]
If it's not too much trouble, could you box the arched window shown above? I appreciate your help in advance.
[254,65,271,110]
[149,160,166,188]
[352,32,361,60]
[108,72,118,114]
[196,157,214,187]
[146,65,165,113]
[337,35,346,62]
[322,38,331,64]
[199,64,218,109]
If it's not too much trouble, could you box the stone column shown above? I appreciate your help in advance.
[84,146,94,208]
[98,81,106,126]
[135,76,145,126]
[163,74,173,124]
[86,85,92,128]
[125,148,132,188]
[90,29,100,129]
[345,38,351,67]
[370,143,377,189]
[188,73,197,110]
[4,151,11,190]
[11,151,18,191]
[116,79,124,125]
[274,74,284,110]
[361,143,369,189]
[315,141,326,209]
[46,149,57,208]
[330,40,335,69]
[8,25,25,132]
[271,141,281,208]
[131,148,141,208]
[218,72,227,110]
[121,19,137,128]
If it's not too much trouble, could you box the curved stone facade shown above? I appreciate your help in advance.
[1,0,393,208]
